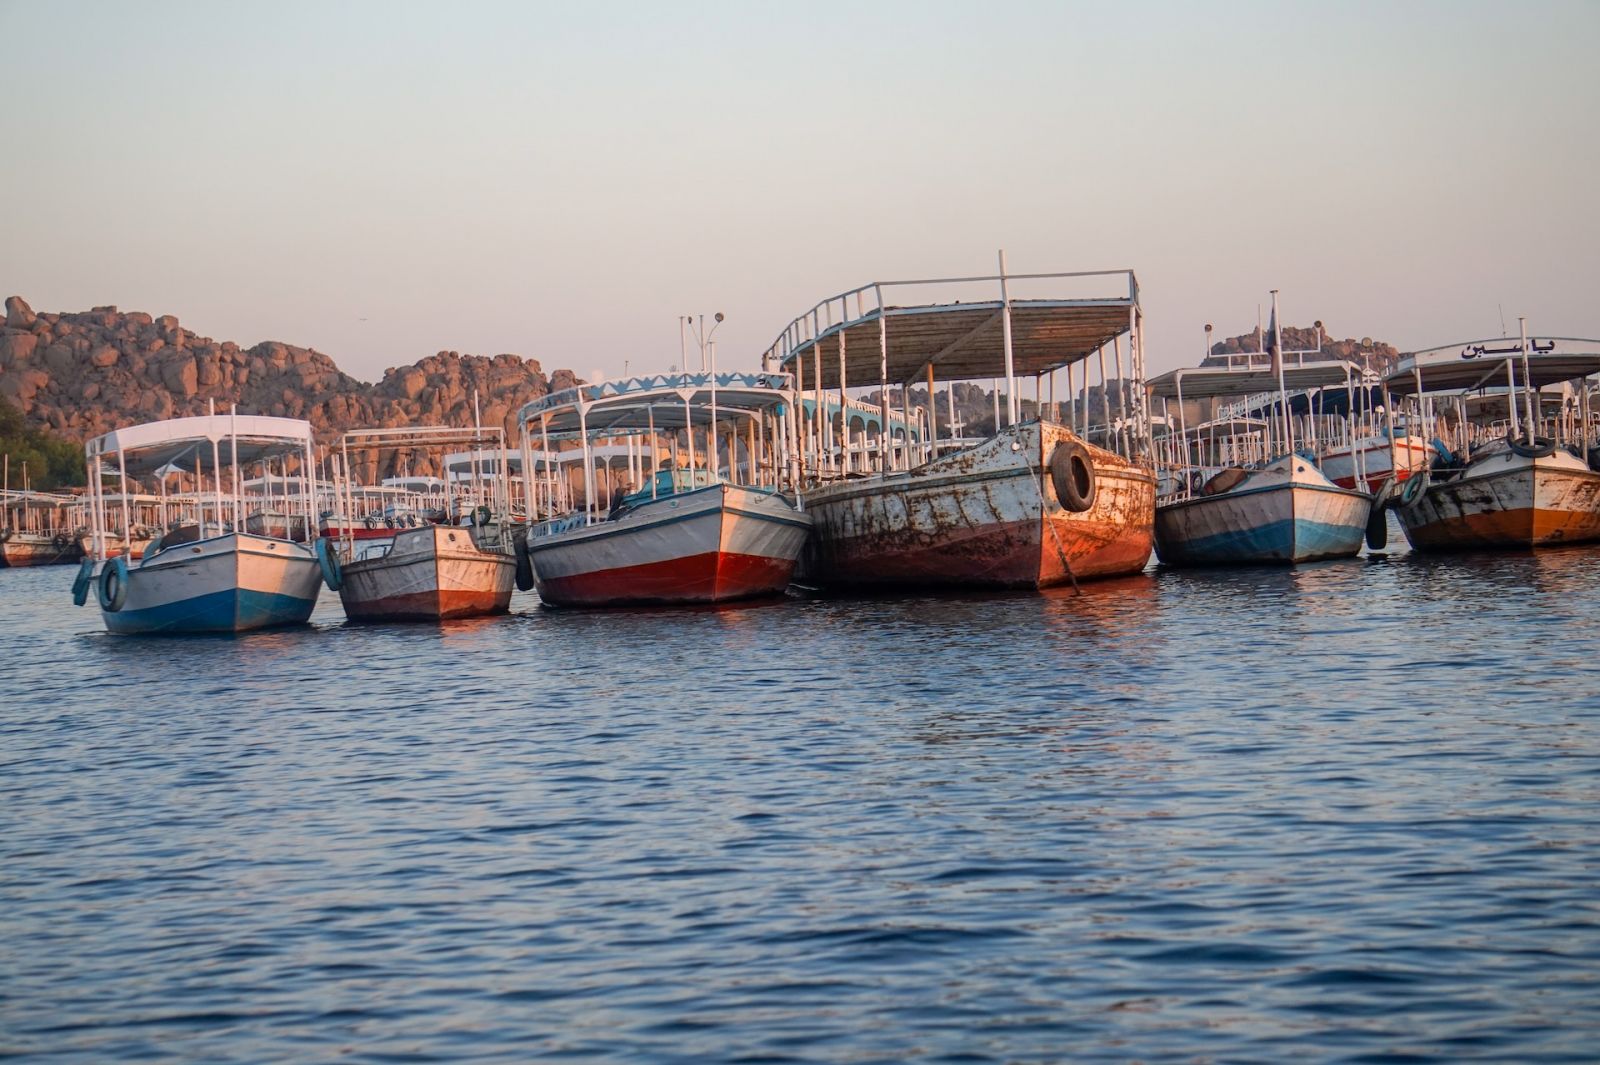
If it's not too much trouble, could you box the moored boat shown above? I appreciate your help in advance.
[518,372,812,606]
[1380,329,1600,551]
[1147,314,1373,567]
[322,425,518,621]
[765,258,1155,590]
[2,491,84,567]
[75,412,323,634]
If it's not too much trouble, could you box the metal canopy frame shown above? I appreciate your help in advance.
[517,372,795,439]
[1384,337,1600,395]
[1147,361,1360,401]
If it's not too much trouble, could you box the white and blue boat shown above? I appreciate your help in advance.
[74,413,324,634]
[1148,295,1373,566]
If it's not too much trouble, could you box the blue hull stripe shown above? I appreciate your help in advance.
[1156,517,1365,566]
[104,587,317,635]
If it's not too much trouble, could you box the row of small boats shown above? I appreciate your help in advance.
[15,263,1600,635]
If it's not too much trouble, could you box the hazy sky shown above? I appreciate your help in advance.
[3,0,1597,384]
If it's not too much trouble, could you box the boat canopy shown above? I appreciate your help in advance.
[1384,337,1600,395]
[1147,361,1360,400]
[87,414,316,476]
[766,269,1139,390]
[518,372,795,439]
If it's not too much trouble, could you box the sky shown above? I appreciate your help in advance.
[2,0,1597,385]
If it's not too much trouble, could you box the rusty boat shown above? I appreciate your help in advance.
[766,258,1155,591]
[1380,329,1600,551]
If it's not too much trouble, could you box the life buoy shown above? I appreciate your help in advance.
[514,534,535,592]
[72,559,95,607]
[1505,433,1556,460]
[97,555,129,612]
[315,537,343,592]
[1399,469,1430,508]
[1047,441,1097,513]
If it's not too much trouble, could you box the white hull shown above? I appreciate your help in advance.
[527,484,811,606]
[1155,457,1372,565]
[100,532,322,634]
[338,525,516,620]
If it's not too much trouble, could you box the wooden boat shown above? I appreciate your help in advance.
[766,258,1154,590]
[1381,330,1600,551]
[1147,327,1373,566]
[518,373,812,606]
[322,425,518,621]
[75,412,323,634]
[1,491,84,567]
[1320,431,1433,491]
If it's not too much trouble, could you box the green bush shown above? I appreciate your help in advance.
[0,398,84,490]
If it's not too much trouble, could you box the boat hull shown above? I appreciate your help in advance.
[100,533,321,635]
[1,534,84,567]
[338,525,516,621]
[1155,478,1371,566]
[528,484,811,606]
[1396,451,1600,550]
[800,421,1154,590]
[1322,435,1432,491]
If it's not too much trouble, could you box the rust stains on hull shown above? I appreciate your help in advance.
[801,421,1154,590]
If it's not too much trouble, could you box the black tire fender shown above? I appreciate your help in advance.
[1048,440,1097,513]
[315,537,343,592]
[97,555,129,612]
[1505,433,1556,459]
[514,534,535,592]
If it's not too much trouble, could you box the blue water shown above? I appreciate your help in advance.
[4,538,1600,1062]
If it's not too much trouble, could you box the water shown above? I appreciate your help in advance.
[3,540,1600,1062]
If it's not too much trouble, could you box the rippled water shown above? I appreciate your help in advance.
[4,534,1600,1062]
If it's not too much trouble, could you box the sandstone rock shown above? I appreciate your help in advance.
[161,356,199,397]
[89,344,119,368]
[0,329,38,367]
[155,314,179,335]
[0,368,50,411]
[196,354,222,387]
[43,342,77,375]
[146,338,165,354]
[5,296,36,329]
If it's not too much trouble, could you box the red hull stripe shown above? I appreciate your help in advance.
[539,550,795,606]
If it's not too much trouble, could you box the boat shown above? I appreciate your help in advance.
[74,412,323,634]
[763,257,1155,590]
[320,426,518,621]
[517,372,812,606]
[1320,430,1433,491]
[1380,328,1600,550]
[1146,297,1373,567]
[1,488,84,567]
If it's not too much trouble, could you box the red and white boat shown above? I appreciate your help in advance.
[322,426,521,621]
[765,259,1155,590]
[1320,432,1433,491]
[517,373,811,607]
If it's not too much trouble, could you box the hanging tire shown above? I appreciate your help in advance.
[514,534,535,592]
[315,537,343,592]
[1048,441,1097,513]
[1365,506,1389,551]
[474,505,493,528]
[72,559,95,607]
[1399,469,1429,508]
[1505,433,1556,459]
[97,555,129,612]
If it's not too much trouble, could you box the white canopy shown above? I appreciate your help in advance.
[87,414,316,477]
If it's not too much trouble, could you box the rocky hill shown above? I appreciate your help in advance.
[1204,324,1399,370]
[0,296,580,477]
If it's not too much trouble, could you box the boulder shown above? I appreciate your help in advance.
[0,329,38,367]
[5,296,36,329]
[0,367,49,410]
[89,344,119,368]
[161,356,199,397]
[43,342,77,375]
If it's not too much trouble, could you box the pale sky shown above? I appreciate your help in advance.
[2,0,1596,384]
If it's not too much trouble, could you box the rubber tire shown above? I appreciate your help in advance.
[97,555,129,612]
[1399,469,1429,508]
[315,537,343,592]
[1048,441,1097,513]
[1506,433,1556,460]
[474,505,493,528]
[1365,506,1389,551]
[514,535,535,592]
[72,559,95,607]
